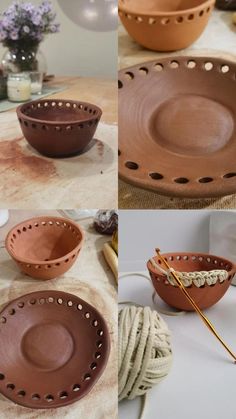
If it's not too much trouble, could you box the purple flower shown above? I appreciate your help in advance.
[0,0,60,46]
[0,30,7,41]
[10,30,19,40]
[23,25,30,33]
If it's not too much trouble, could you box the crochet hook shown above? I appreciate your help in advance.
[155,249,236,363]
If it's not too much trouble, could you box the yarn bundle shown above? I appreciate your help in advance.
[118,305,173,402]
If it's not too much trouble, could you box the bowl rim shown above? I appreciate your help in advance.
[118,0,215,17]
[16,99,103,127]
[5,216,84,266]
[147,252,236,276]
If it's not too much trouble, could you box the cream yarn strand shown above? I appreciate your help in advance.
[118,306,173,402]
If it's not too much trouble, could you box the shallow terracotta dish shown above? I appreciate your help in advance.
[5,216,84,280]
[147,252,236,311]
[17,99,102,157]
[119,0,215,51]
[0,290,110,408]
[119,56,236,198]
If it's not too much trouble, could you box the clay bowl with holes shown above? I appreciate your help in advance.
[16,99,102,158]
[147,253,236,311]
[119,56,236,198]
[5,217,84,280]
[119,0,215,51]
[0,290,110,409]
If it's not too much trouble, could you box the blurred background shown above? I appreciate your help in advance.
[0,0,117,78]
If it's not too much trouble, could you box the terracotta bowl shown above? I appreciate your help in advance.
[147,252,236,311]
[119,0,215,51]
[5,217,84,280]
[16,99,102,158]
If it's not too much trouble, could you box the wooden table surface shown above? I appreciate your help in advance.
[0,77,117,209]
[0,210,117,419]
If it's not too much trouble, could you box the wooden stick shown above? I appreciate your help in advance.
[155,248,236,363]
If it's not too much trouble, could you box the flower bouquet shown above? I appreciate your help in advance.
[0,1,60,73]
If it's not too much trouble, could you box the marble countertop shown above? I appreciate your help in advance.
[0,77,117,209]
[0,210,117,419]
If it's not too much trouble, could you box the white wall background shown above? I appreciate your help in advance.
[0,0,117,78]
[119,210,236,272]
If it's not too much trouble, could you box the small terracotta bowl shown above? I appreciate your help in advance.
[16,99,102,157]
[147,252,236,311]
[119,0,215,51]
[5,216,84,280]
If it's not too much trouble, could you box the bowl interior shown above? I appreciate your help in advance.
[120,0,208,13]
[151,254,233,274]
[20,100,98,123]
[8,219,82,262]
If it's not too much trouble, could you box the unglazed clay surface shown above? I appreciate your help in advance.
[147,252,236,310]
[119,0,215,51]
[120,0,208,13]
[0,290,110,409]
[17,99,102,158]
[5,216,84,280]
[119,56,236,198]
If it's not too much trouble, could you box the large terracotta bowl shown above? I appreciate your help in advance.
[17,99,102,157]
[5,216,84,280]
[147,252,236,310]
[119,0,215,51]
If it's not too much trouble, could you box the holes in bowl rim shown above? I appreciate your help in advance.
[187,60,196,69]
[149,172,163,180]
[169,60,179,69]
[97,340,103,348]
[139,67,148,75]
[174,177,189,184]
[124,71,134,80]
[7,383,15,390]
[0,374,5,380]
[32,393,40,400]
[73,384,80,392]
[84,373,91,381]
[198,177,213,183]
[161,17,170,25]
[17,390,26,397]
[9,308,15,315]
[154,63,163,72]
[221,64,229,74]
[223,172,236,179]
[204,62,213,71]
[125,161,139,170]
[176,15,183,23]
[59,391,68,399]
[148,17,156,25]
[45,394,54,402]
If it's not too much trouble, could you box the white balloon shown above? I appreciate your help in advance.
[57,0,118,32]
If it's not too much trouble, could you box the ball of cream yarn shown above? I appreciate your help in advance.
[118,305,173,401]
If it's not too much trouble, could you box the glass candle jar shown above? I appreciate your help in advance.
[7,73,31,102]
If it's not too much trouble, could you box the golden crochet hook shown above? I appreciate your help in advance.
[155,248,236,363]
